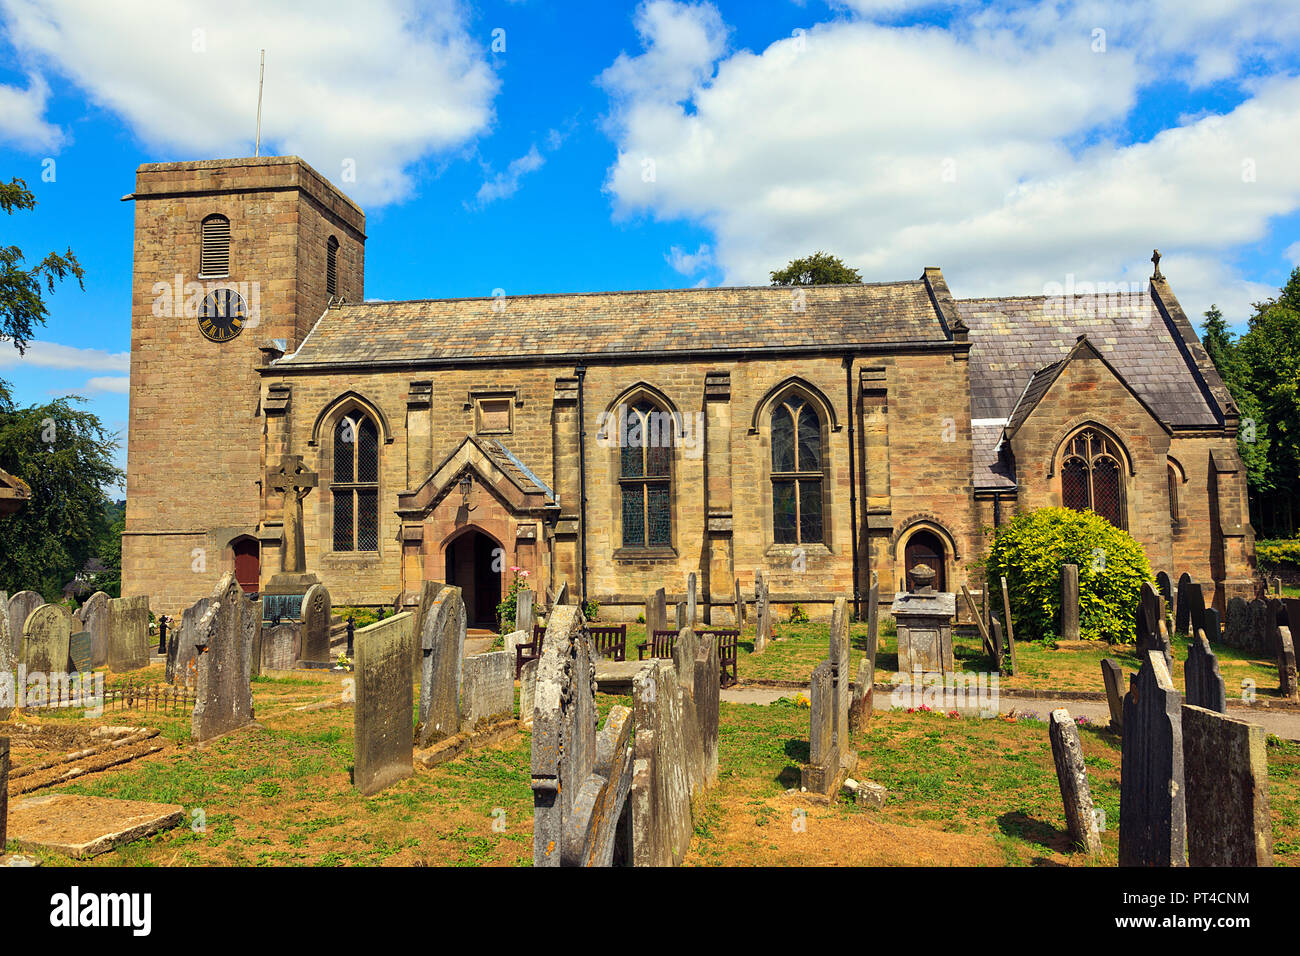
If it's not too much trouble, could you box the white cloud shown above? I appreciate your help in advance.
[599,0,728,107]
[665,243,712,275]
[1286,241,1300,266]
[0,0,499,205]
[599,2,1300,325]
[0,340,130,372]
[472,145,545,207]
[83,376,130,394]
[0,73,64,151]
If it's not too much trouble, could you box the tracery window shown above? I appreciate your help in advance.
[333,412,379,551]
[620,400,671,548]
[771,396,824,544]
[1060,428,1125,528]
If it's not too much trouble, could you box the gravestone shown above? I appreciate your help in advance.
[1175,572,1193,634]
[892,565,955,675]
[644,587,668,642]
[1184,630,1227,713]
[461,650,514,725]
[830,597,851,739]
[515,588,535,635]
[1203,606,1220,643]
[168,596,211,685]
[554,581,569,606]
[502,629,530,663]
[191,575,256,744]
[262,455,320,601]
[68,632,92,674]
[802,661,838,796]
[1155,571,1172,608]
[353,611,416,795]
[1285,598,1300,634]
[106,595,150,672]
[754,569,772,653]
[990,617,1007,675]
[733,578,744,627]
[7,591,41,659]
[1246,599,1273,655]
[409,580,446,677]
[686,572,697,627]
[1224,597,1250,650]
[1137,583,1171,669]
[1100,659,1124,730]
[417,585,466,747]
[261,623,300,671]
[675,602,687,630]
[1184,581,1206,638]
[0,736,7,850]
[1048,709,1103,854]
[1119,650,1187,867]
[1060,564,1079,641]
[1182,705,1272,866]
[519,658,539,726]
[242,591,262,680]
[300,583,331,664]
[533,605,634,867]
[1000,574,1015,646]
[670,627,704,795]
[21,604,71,677]
[0,597,12,685]
[1277,626,1298,702]
[77,591,110,668]
[849,572,880,734]
[693,632,720,787]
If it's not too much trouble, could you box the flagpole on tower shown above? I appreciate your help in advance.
[255,49,265,157]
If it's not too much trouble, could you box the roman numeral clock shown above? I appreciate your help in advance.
[198,288,248,343]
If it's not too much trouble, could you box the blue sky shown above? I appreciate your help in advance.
[2,0,1299,488]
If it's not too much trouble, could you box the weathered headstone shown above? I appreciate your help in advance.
[754,569,772,653]
[1101,659,1124,730]
[686,572,697,627]
[21,604,71,677]
[0,597,12,691]
[1184,581,1206,638]
[1048,709,1103,854]
[461,650,514,725]
[106,595,150,672]
[1000,574,1015,647]
[353,611,416,795]
[1060,564,1079,641]
[77,591,110,668]
[502,629,530,663]
[990,617,1007,675]
[519,658,539,727]
[671,626,704,795]
[242,591,262,680]
[630,660,689,867]
[1224,596,1250,650]
[802,661,838,796]
[895,568,956,675]
[1185,630,1227,713]
[515,587,535,635]
[644,587,667,642]
[408,580,446,677]
[1119,650,1187,867]
[675,602,687,630]
[830,597,851,739]
[300,583,331,664]
[693,632,720,787]
[1155,571,1172,608]
[533,605,634,867]
[68,632,92,674]
[733,578,744,627]
[261,623,300,671]
[7,591,41,659]
[1246,598,1273,655]
[168,596,211,685]
[191,575,256,744]
[1175,572,1193,634]
[0,736,7,849]
[554,580,569,606]
[1182,705,1272,866]
[849,573,879,734]
[417,585,466,746]
[1137,583,1171,669]
[1277,625,1298,702]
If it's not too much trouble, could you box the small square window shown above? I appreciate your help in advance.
[476,397,512,434]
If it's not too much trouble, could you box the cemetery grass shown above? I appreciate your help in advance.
[689,698,1300,867]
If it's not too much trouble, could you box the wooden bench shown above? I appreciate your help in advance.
[515,623,547,679]
[587,624,627,661]
[638,629,679,660]
[699,629,740,687]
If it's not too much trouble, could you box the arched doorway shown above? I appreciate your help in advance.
[232,537,260,594]
[445,529,502,630]
[903,529,947,592]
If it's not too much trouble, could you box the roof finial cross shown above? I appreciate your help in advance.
[1151,248,1163,281]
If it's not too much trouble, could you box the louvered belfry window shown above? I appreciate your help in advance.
[620,400,672,549]
[199,214,230,277]
[771,396,824,544]
[1059,428,1125,528]
[333,413,379,551]
[326,235,339,297]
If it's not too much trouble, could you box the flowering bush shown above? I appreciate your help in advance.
[496,566,531,633]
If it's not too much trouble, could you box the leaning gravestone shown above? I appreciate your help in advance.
[1060,564,1079,641]
[1119,650,1187,867]
[1048,709,1102,854]
[417,585,466,747]
[754,569,772,653]
[408,580,445,677]
[106,595,150,672]
[300,583,331,664]
[533,605,634,867]
[353,611,416,796]
[7,591,41,660]
[850,573,880,734]
[1278,625,1298,702]
[261,623,300,671]
[22,604,72,677]
[191,575,256,744]
[1175,572,1194,634]
[1182,705,1272,866]
[77,591,110,668]
[461,650,514,726]
[1100,659,1124,731]
[1184,630,1227,713]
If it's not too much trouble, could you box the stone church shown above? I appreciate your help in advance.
[122,156,1257,625]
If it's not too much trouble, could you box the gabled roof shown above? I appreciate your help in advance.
[396,435,557,518]
[273,281,952,368]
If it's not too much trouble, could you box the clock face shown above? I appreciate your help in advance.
[198,289,247,343]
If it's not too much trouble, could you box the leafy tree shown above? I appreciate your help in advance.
[1,178,85,353]
[770,251,861,286]
[0,382,123,599]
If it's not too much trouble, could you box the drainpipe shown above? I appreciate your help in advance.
[845,355,861,620]
[575,365,590,608]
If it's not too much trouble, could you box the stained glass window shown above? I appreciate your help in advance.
[620,400,672,548]
[771,396,824,545]
[1059,428,1126,528]
[332,412,380,551]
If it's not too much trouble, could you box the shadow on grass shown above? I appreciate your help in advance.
[997,810,1072,853]
[778,738,809,789]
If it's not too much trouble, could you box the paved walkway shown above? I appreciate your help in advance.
[720,684,1300,740]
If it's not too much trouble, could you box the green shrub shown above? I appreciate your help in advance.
[985,507,1152,643]
[1257,539,1300,574]
[583,599,599,621]
[788,603,809,624]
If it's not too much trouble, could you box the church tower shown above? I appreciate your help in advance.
[122,157,365,614]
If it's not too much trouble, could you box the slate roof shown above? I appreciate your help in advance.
[275,282,948,367]
[482,439,555,503]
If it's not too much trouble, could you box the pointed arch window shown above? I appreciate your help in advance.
[1059,428,1125,528]
[333,412,379,551]
[619,400,672,549]
[772,396,824,544]
[199,214,230,278]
